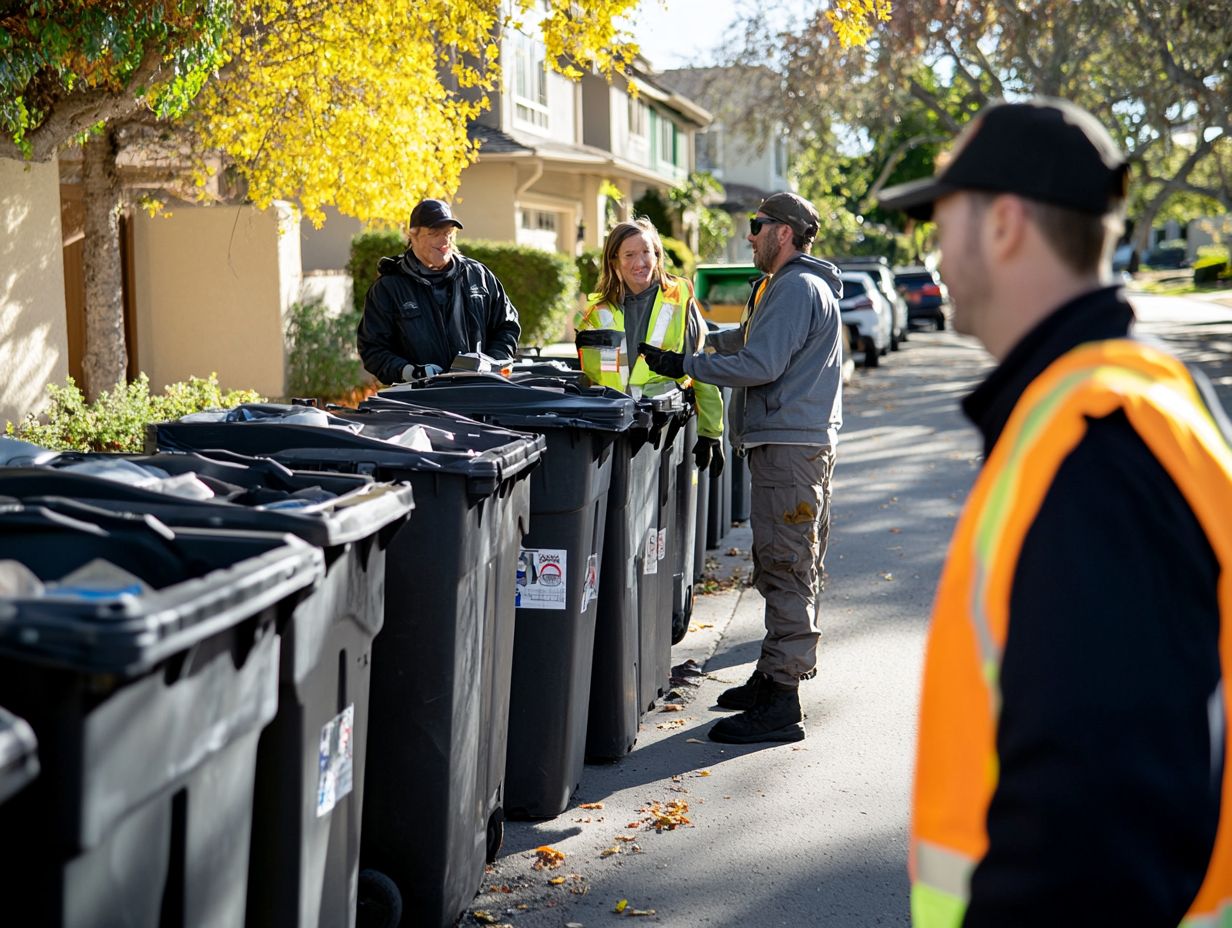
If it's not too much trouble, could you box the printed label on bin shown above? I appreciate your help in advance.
[599,346,621,373]
[581,554,599,612]
[317,704,354,818]
[657,528,667,561]
[644,529,658,575]
[516,548,568,610]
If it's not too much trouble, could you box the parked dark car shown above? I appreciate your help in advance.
[893,266,948,330]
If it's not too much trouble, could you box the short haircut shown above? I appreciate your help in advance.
[969,192,1124,275]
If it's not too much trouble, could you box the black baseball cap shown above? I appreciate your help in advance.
[877,98,1130,221]
[758,192,821,240]
[409,198,464,230]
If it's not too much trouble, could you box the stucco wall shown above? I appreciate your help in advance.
[0,156,69,428]
[132,202,300,399]
[454,162,520,243]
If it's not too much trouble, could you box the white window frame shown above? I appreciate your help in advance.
[628,96,648,139]
[512,32,549,131]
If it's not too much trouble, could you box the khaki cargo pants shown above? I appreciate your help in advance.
[748,443,836,685]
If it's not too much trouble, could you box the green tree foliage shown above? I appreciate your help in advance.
[0,1,234,159]
[5,373,262,452]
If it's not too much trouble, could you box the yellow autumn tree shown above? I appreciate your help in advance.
[187,0,891,227]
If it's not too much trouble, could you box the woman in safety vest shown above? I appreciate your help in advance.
[879,98,1232,927]
[575,219,725,472]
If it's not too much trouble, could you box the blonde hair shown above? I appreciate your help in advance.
[594,218,669,308]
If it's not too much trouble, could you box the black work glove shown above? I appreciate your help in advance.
[638,342,685,379]
[693,436,725,477]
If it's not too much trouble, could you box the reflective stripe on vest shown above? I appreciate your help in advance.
[912,339,1232,928]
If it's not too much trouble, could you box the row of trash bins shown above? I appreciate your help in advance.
[0,358,748,928]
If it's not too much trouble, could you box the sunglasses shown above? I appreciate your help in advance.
[749,216,785,236]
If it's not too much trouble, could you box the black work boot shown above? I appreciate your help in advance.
[716,670,773,711]
[708,683,805,744]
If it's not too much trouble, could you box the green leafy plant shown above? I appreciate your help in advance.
[576,247,603,296]
[285,299,372,402]
[5,374,263,453]
[661,236,696,280]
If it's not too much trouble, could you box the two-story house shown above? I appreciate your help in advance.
[657,66,793,263]
[453,16,711,255]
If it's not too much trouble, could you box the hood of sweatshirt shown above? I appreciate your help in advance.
[377,251,461,283]
[783,253,844,300]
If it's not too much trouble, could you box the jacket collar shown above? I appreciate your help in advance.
[963,286,1135,456]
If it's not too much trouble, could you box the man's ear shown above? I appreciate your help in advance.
[985,194,1028,262]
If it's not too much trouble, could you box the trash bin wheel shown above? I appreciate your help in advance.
[357,869,403,928]
[486,807,505,863]
[671,589,693,645]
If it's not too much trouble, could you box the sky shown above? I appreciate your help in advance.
[627,0,745,71]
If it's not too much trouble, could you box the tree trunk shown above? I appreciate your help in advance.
[81,128,128,401]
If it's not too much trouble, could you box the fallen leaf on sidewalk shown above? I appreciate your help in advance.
[472,912,500,924]
[655,719,686,730]
[696,769,711,777]
[659,703,685,712]
[548,876,566,886]
[626,908,657,917]
[686,737,705,744]
[725,547,742,556]
[614,899,628,913]
[880,571,894,581]
[579,801,604,810]
[889,527,902,534]
[532,845,566,870]
[615,834,638,842]
[599,846,621,858]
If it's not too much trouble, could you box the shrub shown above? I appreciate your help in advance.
[661,236,695,280]
[285,299,374,403]
[348,229,404,312]
[5,374,263,453]
[576,247,603,296]
[457,240,579,347]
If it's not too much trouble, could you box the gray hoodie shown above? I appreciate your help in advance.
[684,254,843,449]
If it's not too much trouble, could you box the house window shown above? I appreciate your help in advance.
[658,117,677,167]
[774,135,788,177]
[517,207,560,251]
[628,96,648,138]
[512,32,549,129]
[696,127,722,174]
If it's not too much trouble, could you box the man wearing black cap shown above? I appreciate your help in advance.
[879,98,1232,926]
[641,191,845,745]
[357,198,520,383]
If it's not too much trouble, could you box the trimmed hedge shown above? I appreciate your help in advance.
[347,232,579,348]
[349,229,404,313]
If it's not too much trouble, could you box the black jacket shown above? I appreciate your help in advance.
[961,287,1224,926]
[356,251,520,384]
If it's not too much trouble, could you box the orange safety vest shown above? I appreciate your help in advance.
[911,339,1232,928]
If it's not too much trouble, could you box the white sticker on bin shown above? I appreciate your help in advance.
[657,528,667,561]
[317,704,354,818]
[516,548,568,610]
[644,529,658,575]
[581,554,599,612]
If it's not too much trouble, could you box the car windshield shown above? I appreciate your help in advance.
[841,279,867,299]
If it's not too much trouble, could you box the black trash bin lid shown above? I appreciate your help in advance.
[372,373,636,433]
[0,502,323,675]
[149,403,545,496]
[0,453,414,549]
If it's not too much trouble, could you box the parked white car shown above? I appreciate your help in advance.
[838,271,892,368]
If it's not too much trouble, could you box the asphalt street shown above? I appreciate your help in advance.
[467,289,1232,928]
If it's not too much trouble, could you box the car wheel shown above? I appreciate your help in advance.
[890,327,900,351]
[862,337,880,368]
[935,313,946,331]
